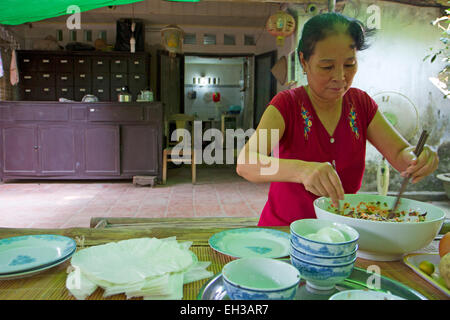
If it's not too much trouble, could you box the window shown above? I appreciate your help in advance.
[224,34,235,46]
[203,34,216,45]
[56,30,63,41]
[244,34,255,46]
[84,30,92,42]
[70,30,77,41]
[99,30,107,41]
[184,33,196,45]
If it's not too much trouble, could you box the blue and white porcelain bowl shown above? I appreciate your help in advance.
[290,254,355,291]
[222,257,301,300]
[290,219,359,257]
[289,241,357,265]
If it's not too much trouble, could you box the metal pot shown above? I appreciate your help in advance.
[118,86,132,102]
[81,94,99,102]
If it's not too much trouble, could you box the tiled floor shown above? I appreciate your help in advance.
[0,165,270,229]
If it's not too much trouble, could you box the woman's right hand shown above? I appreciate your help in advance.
[299,161,345,208]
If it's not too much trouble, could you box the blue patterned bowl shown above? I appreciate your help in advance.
[290,241,357,265]
[290,219,359,257]
[290,254,355,291]
[222,257,301,300]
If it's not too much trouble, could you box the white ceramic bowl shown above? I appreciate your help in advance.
[329,289,405,300]
[314,194,446,261]
[290,219,359,257]
[290,241,357,265]
[222,257,301,300]
[290,254,355,291]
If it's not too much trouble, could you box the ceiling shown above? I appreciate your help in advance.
[33,0,282,28]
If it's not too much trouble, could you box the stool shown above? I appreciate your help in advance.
[162,148,196,184]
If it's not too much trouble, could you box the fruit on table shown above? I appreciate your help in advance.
[419,260,435,276]
[438,252,450,289]
[439,232,450,258]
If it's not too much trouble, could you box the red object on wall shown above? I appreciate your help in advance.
[213,92,221,102]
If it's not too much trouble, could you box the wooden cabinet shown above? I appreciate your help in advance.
[0,101,163,182]
[84,125,120,175]
[16,51,150,102]
[1,125,76,176]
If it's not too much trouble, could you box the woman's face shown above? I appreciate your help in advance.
[300,32,358,102]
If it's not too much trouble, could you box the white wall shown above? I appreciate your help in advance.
[290,0,450,191]
[184,62,243,121]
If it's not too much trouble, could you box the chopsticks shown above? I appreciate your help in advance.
[390,130,430,215]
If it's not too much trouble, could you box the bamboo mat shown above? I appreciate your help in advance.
[0,245,233,300]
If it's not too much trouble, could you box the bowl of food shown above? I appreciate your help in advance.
[314,194,446,261]
[290,254,355,291]
[290,219,359,257]
[222,257,300,300]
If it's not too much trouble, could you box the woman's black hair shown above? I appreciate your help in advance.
[298,12,374,61]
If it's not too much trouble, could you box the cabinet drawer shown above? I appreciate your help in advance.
[20,87,36,101]
[74,72,91,86]
[74,86,90,101]
[55,56,74,73]
[56,86,74,100]
[92,58,110,73]
[37,72,56,86]
[35,55,55,72]
[20,72,39,86]
[88,106,144,121]
[18,53,38,72]
[9,106,69,121]
[92,73,109,86]
[128,57,146,73]
[74,57,91,72]
[34,87,56,101]
[128,73,147,92]
[110,86,122,102]
[92,86,110,101]
[111,73,128,87]
[111,58,128,73]
[34,106,70,121]
[56,73,74,86]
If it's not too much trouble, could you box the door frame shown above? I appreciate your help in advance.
[157,50,185,113]
[254,50,277,128]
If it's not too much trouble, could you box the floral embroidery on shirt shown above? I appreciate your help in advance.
[301,106,312,140]
[348,105,360,139]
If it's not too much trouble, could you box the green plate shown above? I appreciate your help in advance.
[208,228,290,259]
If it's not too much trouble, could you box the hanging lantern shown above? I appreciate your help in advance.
[266,11,296,47]
[161,25,184,58]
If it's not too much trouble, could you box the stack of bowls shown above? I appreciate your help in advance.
[289,219,359,291]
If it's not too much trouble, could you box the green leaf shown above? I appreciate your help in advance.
[431,54,437,63]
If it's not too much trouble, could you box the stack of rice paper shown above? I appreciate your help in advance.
[66,237,213,300]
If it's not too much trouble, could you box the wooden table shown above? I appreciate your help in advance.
[0,217,447,300]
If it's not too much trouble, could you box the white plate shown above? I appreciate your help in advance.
[403,253,449,297]
[0,235,76,275]
[0,252,75,280]
[329,289,405,300]
[208,228,290,258]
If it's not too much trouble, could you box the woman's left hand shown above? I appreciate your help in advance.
[400,145,439,183]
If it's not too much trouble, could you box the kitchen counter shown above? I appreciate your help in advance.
[0,217,447,300]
